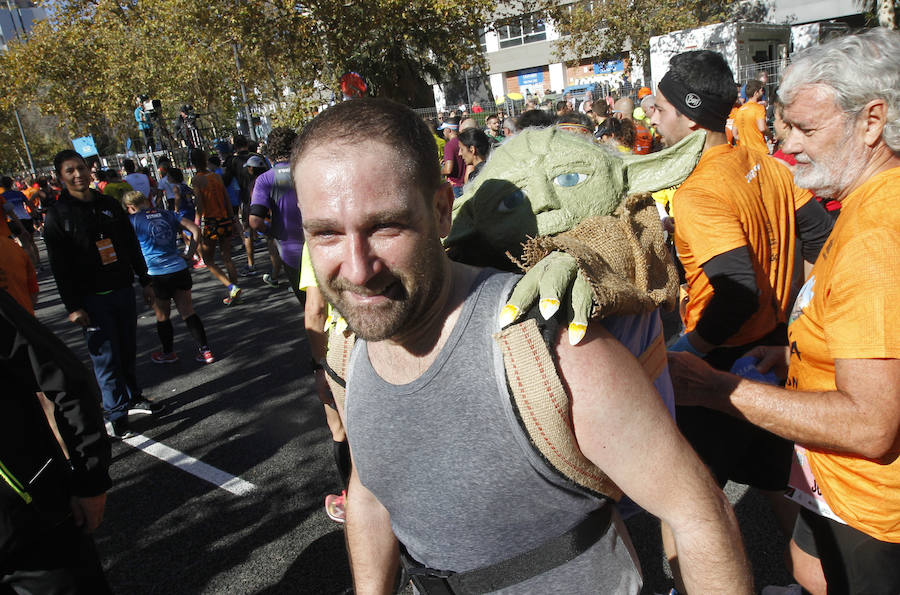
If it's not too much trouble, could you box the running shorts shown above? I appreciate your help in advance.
[793,507,900,593]
[201,217,233,243]
[150,268,192,301]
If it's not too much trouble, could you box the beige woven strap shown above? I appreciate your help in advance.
[325,329,356,415]
[494,319,623,501]
[638,330,667,382]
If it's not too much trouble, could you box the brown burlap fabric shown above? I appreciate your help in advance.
[512,193,678,319]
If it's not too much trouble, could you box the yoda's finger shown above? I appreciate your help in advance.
[566,272,594,345]
[502,268,541,327]
[537,252,578,320]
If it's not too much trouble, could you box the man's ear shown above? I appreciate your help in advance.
[861,98,888,147]
[621,130,706,194]
[434,182,454,238]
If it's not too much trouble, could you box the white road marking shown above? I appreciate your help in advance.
[122,435,257,496]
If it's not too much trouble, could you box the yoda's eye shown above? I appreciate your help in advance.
[498,189,525,213]
[554,173,587,187]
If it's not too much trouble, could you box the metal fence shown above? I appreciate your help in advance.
[736,58,790,86]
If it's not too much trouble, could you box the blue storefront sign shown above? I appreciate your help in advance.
[517,68,544,87]
[72,135,99,158]
[593,59,624,75]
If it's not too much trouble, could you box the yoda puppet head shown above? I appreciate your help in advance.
[444,127,706,269]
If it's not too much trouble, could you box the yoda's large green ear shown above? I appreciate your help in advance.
[621,130,706,194]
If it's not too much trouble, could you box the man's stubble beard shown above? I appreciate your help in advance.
[321,237,448,342]
[793,121,868,199]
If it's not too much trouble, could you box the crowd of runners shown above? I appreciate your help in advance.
[1,27,899,595]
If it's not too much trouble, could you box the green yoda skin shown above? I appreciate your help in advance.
[445,127,706,343]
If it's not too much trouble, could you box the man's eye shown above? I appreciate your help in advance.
[554,173,587,187]
[497,189,525,213]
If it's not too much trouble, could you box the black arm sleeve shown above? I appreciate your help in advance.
[0,290,111,497]
[248,203,269,219]
[41,205,82,313]
[795,199,834,263]
[694,246,760,347]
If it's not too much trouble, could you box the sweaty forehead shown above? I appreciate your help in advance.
[295,142,423,210]
[782,85,841,122]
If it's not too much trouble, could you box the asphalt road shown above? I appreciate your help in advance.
[31,236,793,594]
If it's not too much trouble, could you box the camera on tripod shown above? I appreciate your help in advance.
[139,95,162,119]
[180,104,198,127]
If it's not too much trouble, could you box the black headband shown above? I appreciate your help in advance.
[658,71,733,132]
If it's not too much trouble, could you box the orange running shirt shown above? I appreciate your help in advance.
[725,105,740,145]
[734,102,768,154]
[786,167,900,543]
[673,144,812,346]
[192,171,229,220]
[0,235,38,314]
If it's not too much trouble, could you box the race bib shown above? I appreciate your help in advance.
[96,238,118,265]
[785,445,847,526]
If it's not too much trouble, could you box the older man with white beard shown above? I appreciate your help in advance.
[668,28,900,594]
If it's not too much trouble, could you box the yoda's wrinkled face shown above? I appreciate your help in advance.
[446,127,627,260]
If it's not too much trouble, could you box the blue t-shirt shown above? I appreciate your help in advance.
[2,190,31,220]
[129,208,187,276]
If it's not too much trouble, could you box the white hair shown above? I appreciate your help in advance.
[779,27,900,152]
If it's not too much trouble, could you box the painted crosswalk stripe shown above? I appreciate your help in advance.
[123,435,256,496]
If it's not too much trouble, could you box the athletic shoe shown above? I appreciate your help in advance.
[239,265,258,277]
[195,348,215,364]
[105,418,135,440]
[324,491,346,524]
[223,285,242,306]
[262,273,279,288]
[151,351,179,364]
[129,397,163,415]
[192,259,207,270]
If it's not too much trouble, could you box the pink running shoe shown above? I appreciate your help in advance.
[324,491,346,524]
[151,351,178,364]
[195,348,215,364]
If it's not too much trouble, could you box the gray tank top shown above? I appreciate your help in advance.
[346,269,642,594]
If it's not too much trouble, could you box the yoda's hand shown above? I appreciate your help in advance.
[499,251,594,345]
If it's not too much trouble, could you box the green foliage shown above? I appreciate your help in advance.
[531,0,740,78]
[0,0,491,169]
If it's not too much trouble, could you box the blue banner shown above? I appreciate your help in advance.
[72,135,99,157]
[517,68,544,86]
[593,59,624,75]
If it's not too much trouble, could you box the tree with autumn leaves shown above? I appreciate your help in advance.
[0,0,488,169]
[530,0,748,82]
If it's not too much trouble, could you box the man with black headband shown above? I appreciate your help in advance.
[650,50,834,591]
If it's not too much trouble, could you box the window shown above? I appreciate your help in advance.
[497,13,546,48]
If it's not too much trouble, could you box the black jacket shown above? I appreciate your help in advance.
[0,290,111,555]
[43,189,149,313]
[222,150,252,204]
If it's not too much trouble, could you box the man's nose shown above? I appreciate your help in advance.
[781,127,802,155]
[342,234,380,287]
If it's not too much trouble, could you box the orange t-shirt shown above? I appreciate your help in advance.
[673,144,812,346]
[786,167,900,543]
[734,101,768,154]
[0,235,38,314]
[192,171,229,220]
[725,106,740,145]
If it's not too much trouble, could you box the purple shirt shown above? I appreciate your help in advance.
[443,137,466,187]
[250,162,303,269]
